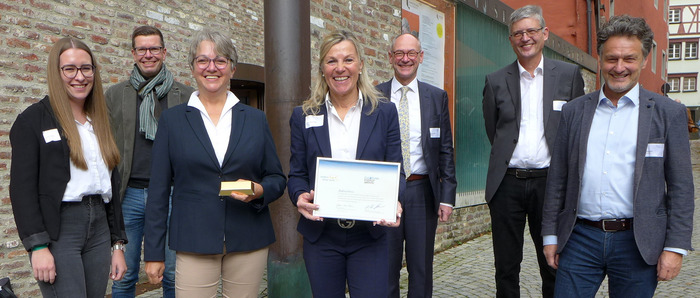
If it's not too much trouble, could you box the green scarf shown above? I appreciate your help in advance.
[129,64,174,140]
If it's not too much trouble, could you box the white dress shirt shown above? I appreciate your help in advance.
[62,118,112,203]
[389,78,427,175]
[188,91,239,167]
[509,56,549,169]
[326,92,362,160]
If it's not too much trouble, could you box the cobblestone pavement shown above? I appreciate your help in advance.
[137,140,700,297]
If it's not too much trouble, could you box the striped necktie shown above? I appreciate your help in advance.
[399,86,411,177]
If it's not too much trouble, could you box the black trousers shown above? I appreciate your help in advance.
[488,174,555,298]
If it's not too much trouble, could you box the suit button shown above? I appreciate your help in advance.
[513,139,517,144]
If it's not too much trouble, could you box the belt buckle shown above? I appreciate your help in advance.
[337,218,355,229]
[601,219,616,232]
[515,169,528,179]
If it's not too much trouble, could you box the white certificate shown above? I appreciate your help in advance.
[313,157,400,222]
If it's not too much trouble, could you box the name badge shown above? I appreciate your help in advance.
[305,115,324,129]
[645,143,664,158]
[42,128,61,143]
[553,100,567,111]
[430,127,440,138]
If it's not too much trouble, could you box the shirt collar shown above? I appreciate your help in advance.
[325,90,364,111]
[598,83,640,107]
[188,90,240,114]
[390,77,419,95]
[517,55,544,78]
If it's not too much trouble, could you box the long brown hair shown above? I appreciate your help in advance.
[47,37,120,170]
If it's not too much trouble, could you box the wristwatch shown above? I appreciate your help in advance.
[112,241,126,252]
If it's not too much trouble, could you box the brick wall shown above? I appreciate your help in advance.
[0,0,494,295]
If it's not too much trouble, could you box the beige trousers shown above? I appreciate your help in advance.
[175,247,269,298]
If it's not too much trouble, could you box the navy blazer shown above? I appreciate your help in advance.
[542,88,694,265]
[144,101,286,260]
[287,100,405,243]
[376,80,457,212]
[10,96,126,251]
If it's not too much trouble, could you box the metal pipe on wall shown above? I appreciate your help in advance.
[264,0,312,296]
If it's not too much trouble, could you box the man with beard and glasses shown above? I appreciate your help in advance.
[106,25,193,298]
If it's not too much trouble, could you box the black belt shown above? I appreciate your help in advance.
[64,194,103,205]
[325,218,368,229]
[579,218,633,232]
[505,168,548,179]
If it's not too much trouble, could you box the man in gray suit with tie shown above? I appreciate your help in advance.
[377,33,457,298]
[542,15,694,297]
[482,5,585,297]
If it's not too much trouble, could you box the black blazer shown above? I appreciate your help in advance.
[482,57,585,203]
[376,80,457,212]
[144,101,286,260]
[9,96,126,251]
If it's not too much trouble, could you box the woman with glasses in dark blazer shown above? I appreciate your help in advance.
[144,29,286,297]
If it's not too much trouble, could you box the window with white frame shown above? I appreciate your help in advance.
[669,77,680,92]
[683,77,697,92]
[685,42,698,59]
[669,43,681,59]
[669,8,681,23]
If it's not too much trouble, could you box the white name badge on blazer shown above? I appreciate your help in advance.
[42,128,61,143]
[553,100,567,111]
[430,127,440,138]
[646,143,664,158]
[305,115,324,129]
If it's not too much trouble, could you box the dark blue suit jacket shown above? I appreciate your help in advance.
[376,80,457,211]
[287,100,405,243]
[144,101,286,260]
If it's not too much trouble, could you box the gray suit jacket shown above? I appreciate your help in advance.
[542,88,695,265]
[482,57,585,203]
[376,79,457,211]
[105,80,193,200]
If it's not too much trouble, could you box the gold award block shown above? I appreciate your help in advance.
[219,181,254,196]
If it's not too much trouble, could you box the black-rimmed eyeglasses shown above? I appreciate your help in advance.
[133,47,163,56]
[193,56,230,70]
[392,50,422,59]
[510,27,544,38]
[60,64,95,79]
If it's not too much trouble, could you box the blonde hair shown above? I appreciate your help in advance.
[303,30,384,115]
[47,37,120,170]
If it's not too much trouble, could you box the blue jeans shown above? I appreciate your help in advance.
[34,195,111,298]
[555,223,658,298]
[112,187,176,298]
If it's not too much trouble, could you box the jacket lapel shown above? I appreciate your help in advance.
[578,91,599,178]
[505,62,522,129]
[185,106,220,168]
[222,104,245,167]
[417,81,432,148]
[124,84,137,149]
[356,99,378,158]
[311,105,332,158]
[633,89,654,200]
[542,58,558,127]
